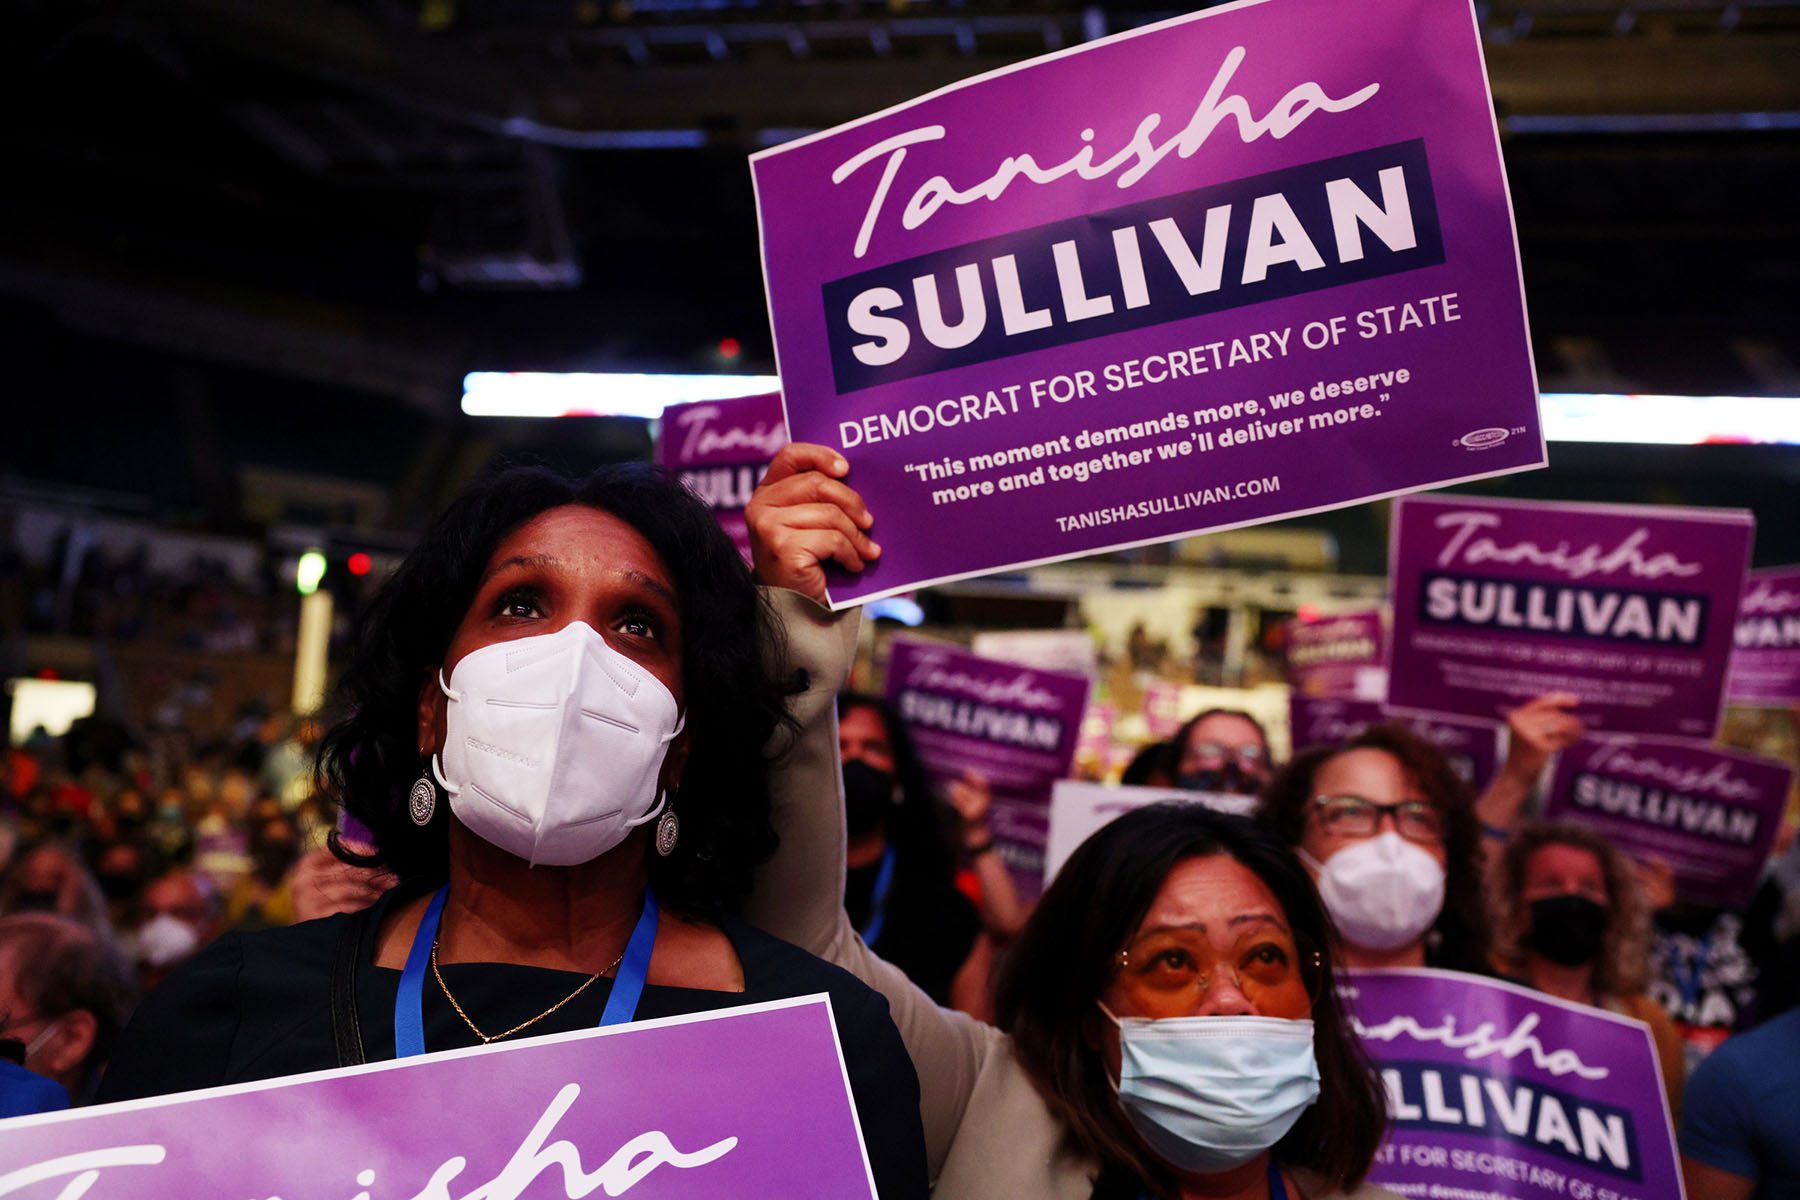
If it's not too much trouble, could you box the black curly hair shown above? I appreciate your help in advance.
[316,460,789,918]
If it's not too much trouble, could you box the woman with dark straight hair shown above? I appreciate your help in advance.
[747,444,1395,1200]
[998,804,1390,1198]
[97,460,928,1197]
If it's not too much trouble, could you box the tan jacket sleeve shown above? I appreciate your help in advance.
[749,587,1001,1176]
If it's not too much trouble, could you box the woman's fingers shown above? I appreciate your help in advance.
[759,442,850,490]
[774,502,880,558]
[780,528,868,576]
[747,442,879,596]
[750,470,874,530]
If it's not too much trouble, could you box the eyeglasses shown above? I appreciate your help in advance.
[1186,741,1267,768]
[1311,794,1444,843]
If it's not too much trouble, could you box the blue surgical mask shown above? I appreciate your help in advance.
[1101,1007,1320,1172]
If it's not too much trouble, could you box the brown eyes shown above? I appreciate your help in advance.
[493,587,544,621]
[487,588,664,642]
[1137,941,1295,986]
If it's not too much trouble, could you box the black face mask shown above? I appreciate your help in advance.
[1526,894,1609,966]
[842,759,897,837]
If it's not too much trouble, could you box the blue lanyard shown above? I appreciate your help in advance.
[858,846,898,947]
[394,885,660,1058]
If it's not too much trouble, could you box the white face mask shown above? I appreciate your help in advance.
[1301,831,1446,952]
[136,912,203,968]
[1103,1007,1320,1173]
[433,621,685,867]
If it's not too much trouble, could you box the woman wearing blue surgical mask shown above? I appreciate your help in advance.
[747,445,1394,1200]
[1258,726,1492,975]
[96,462,928,1198]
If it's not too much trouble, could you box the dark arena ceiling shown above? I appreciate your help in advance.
[1,0,1798,543]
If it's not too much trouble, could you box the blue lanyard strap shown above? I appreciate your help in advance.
[858,846,898,947]
[394,884,659,1059]
[600,889,659,1027]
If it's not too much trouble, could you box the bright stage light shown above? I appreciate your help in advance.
[1541,393,1800,446]
[461,372,781,419]
[461,376,1796,444]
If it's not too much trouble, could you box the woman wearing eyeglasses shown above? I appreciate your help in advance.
[1257,725,1491,974]
[1166,709,1274,798]
[747,446,1397,1200]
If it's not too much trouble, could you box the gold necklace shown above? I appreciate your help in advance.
[430,940,626,1045]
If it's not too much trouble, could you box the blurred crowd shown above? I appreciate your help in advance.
[0,703,394,1106]
[6,686,1796,1111]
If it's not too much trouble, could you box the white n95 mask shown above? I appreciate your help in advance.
[433,621,684,867]
[1103,1008,1320,1172]
[1301,831,1445,952]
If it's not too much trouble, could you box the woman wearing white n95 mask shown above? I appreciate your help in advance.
[746,444,1396,1200]
[1258,725,1492,975]
[97,462,929,1198]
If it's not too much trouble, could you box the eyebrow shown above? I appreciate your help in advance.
[620,568,680,612]
[481,554,557,586]
[1133,912,1289,938]
[481,556,681,612]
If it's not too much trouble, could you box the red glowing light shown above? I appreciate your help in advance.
[1297,604,1321,622]
[717,337,742,360]
[347,552,373,577]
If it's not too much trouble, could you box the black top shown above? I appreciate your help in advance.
[846,851,981,1005]
[99,885,929,1199]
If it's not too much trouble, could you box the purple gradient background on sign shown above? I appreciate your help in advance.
[1542,734,1792,909]
[657,392,789,561]
[1286,609,1386,697]
[1288,694,1501,793]
[1725,566,1800,706]
[884,638,1089,898]
[753,0,1542,606]
[1344,969,1683,1200]
[0,998,874,1200]
[1386,494,1754,737]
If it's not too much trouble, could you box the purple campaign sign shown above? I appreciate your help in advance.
[1343,969,1683,1200]
[884,638,1089,897]
[657,393,789,562]
[1288,694,1501,793]
[1286,609,1386,698]
[1725,566,1800,707]
[1543,734,1792,909]
[0,996,876,1200]
[1387,494,1755,738]
[751,0,1543,608]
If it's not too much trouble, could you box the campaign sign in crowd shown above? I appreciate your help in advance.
[753,0,1542,607]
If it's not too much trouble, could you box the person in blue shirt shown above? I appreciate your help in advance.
[0,912,135,1109]
[1679,1005,1800,1199]
[0,1056,68,1118]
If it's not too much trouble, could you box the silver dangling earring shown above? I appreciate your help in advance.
[654,799,680,857]
[409,756,438,827]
